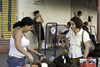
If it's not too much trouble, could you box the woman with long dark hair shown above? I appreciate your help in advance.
[7,17,44,67]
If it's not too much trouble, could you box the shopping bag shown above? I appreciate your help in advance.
[80,57,96,67]
[98,58,100,67]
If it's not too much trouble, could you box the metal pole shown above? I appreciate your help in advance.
[54,23,57,57]
[44,23,48,55]
[0,12,4,38]
[97,0,100,42]
[44,22,57,57]
[38,24,41,60]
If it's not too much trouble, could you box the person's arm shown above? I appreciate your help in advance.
[36,14,44,23]
[65,38,70,50]
[65,31,71,50]
[83,31,91,59]
[14,30,34,62]
[89,27,92,34]
[83,41,90,58]
[27,46,45,57]
[39,14,44,23]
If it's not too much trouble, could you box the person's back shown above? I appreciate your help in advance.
[82,22,89,33]
[82,22,95,42]
[76,11,82,19]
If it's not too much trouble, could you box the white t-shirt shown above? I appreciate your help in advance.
[66,28,90,58]
[76,16,81,19]
[62,27,69,33]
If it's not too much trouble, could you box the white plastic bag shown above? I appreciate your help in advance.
[49,55,55,62]
[42,43,48,49]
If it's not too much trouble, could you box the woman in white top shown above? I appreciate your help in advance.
[7,17,44,67]
[65,17,90,66]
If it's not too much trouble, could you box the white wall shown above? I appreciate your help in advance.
[17,0,39,49]
[17,0,97,49]
[71,0,97,34]
[17,0,71,49]
[43,0,71,26]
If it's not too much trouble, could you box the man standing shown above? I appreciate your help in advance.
[76,11,82,19]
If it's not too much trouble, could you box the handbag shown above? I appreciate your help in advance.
[81,31,95,54]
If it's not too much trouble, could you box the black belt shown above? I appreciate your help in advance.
[9,55,26,59]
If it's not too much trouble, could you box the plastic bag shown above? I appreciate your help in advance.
[80,57,96,67]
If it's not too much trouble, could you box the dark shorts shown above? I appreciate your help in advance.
[41,27,44,40]
[36,26,44,41]
[34,24,44,41]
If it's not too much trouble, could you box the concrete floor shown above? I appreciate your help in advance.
[0,48,63,67]
[0,48,99,67]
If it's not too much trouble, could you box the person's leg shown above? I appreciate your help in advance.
[60,34,66,48]
[41,26,44,49]
[57,33,62,46]
[41,40,44,49]
[51,35,55,48]
[60,36,65,48]
[65,38,69,49]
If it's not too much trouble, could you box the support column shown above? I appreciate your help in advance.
[97,0,100,42]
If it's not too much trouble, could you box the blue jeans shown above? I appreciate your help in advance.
[7,56,25,67]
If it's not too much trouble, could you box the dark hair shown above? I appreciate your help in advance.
[70,17,83,29]
[34,10,39,16]
[13,17,34,29]
[77,11,82,15]
[32,59,41,67]
[67,22,71,27]
[84,22,88,25]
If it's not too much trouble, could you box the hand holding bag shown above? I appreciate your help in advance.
[81,31,95,54]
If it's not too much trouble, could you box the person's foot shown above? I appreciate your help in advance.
[57,43,59,46]
[41,47,44,50]
[61,43,65,48]
[55,46,60,49]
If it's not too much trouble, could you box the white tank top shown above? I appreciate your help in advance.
[9,34,30,58]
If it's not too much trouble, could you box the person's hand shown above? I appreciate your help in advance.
[28,54,34,63]
[38,53,45,57]
[39,14,41,17]
[39,14,42,17]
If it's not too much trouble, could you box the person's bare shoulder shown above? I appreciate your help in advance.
[13,29,22,39]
